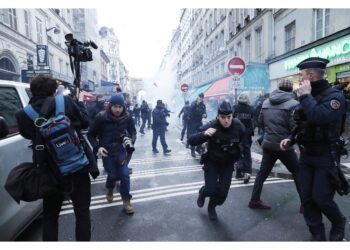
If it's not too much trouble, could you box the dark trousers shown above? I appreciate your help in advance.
[43,172,91,241]
[134,115,140,126]
[299,152,345,235]
[102,155,132,200]
[250,148,301,202]
[140,117,147,133]
[152,128,168,152]
[236,133,252,174]
[181,120,189,140]
[202,161,235,206]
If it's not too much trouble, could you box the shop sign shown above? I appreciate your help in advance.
[284,34,350,71]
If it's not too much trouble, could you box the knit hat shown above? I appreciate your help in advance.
[278,79,293,92]
[238,93,250,104]
[109,93,125,106]
[198,93,204,98]
[218,101,232,115]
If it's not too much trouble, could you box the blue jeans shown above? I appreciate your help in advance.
[102,155,132,200]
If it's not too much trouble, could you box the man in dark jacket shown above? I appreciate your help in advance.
[249,80,301,210]
[152,100,171,154]
[178,100,191,141]
[88,94,136,214]
[233,93,255,184]
[189,101,245,220]
[188,93,207,157]
[133,103,141,126]
[139,100,150,134]
[15,75,92,241]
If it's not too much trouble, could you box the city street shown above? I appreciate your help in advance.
[16,122,350,241]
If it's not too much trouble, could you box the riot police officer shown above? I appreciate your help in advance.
[178,100,191,141]
[188,101,245,220]
[188,93,207,157]
[280,57,347,241]
[152,100,171,154]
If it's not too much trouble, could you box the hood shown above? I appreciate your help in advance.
[268,89,295,105]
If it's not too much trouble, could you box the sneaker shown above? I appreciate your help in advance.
[243,173,251,184]
[152,149,159,153]
[248,200,271,209]
[122,199,134,215]
[197,187,205,208]
[208,202,218,220]
[329,217,346,241]
[106,188,114,203]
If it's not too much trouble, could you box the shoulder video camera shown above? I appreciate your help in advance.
[65,33,98,62]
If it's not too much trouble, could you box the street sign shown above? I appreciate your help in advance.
[180,83,189,92]
[229,76,244,89]
[227,57,246,76]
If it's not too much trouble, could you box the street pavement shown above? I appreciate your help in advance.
[16,121,350,241]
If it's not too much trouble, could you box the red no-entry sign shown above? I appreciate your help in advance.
[180,83,189,92]
[227,57,246,76]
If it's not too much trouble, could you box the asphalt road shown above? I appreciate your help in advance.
[16,122,350,241]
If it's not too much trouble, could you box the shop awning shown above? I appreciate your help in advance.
[81,91,95,101]
[204,76,232,97]
[188,83,213,102]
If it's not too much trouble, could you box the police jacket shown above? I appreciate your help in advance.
[259,89,299,152]
[188,118,245,165]
[140,103,150,118]
[134,106,141,116]
[178,105,191,121]
[233,103,255,133]
[87,107,136,156]
[189,100,206,124]
[292,79,346,152]
[152,104,168,130]
[15,95,92,174]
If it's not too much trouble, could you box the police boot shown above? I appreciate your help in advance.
[197,186,205,208]
[106,188,114,203]
[207,199,218,221]
[310,226,326,241]
[329,217,346,241]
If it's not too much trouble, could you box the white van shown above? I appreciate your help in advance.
[0,80,42,240]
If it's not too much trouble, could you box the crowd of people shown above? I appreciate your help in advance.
[14,56,349,241]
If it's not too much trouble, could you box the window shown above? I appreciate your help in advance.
[49,54,54,70]
[8,9,17,30]
[315,9,330,39]
[245,35,251,62]
[0,58,16,72]
[0,87,23,136]
[24,10,31,39]
[256,27,263,63]
[36,18,43,44]
[66,62,70,76]
[237,41,242,57]
[285,21,295,52]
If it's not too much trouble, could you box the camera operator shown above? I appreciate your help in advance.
[152,100,171,154]
[87,93,136,215]
[188,101,245,220]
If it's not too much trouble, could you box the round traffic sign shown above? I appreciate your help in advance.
[180,83,189,92]
[227,57,246,76]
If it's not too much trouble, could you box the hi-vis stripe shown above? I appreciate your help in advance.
[60,176,293,215]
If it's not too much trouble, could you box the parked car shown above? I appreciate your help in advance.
[0,80,42,240]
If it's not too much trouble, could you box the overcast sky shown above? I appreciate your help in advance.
[97,6,181,78]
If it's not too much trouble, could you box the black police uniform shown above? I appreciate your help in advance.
[139,101,149,134]
[152,100,171,154]
[188,101,245,220]
[178,102,191,141]
[292,57,347,241]
[188,95,207,156]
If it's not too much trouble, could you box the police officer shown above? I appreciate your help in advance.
[152,100,171,154]
[133,103,141,126]
[233,93,255,183]
[188,101,245,220]
[280,57,347,241]
[188,93,207,157]
[139,100,150,134]
[178,100,191,141]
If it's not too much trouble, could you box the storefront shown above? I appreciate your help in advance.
[268,30,350,90]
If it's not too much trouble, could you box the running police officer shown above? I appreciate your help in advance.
[280,57,347,241]
[178,100,191,142]
[188,101,245,220]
